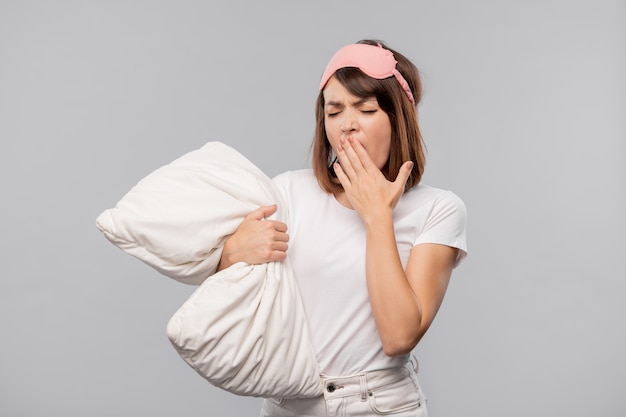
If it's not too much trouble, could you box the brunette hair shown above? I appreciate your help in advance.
[312,39,426,194]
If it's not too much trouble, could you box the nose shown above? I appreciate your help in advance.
[340,109,357,134]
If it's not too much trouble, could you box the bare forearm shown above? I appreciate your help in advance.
[364,213,422,356]
[216,239,237,271]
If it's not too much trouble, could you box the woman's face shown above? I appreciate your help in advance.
[323,76,392,171]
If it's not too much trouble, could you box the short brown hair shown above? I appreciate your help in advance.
[312,39,426,194]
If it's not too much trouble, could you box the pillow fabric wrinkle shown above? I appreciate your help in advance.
[96,141,323,398]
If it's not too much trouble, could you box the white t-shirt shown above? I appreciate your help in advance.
[273,169,467,376]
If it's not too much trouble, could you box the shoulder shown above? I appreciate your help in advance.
[272,169,317,191]
[399,184,467,216]
[406,184,468,261]
[427,186,466,217]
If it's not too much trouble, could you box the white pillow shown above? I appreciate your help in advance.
[96,141,323,398]
[167,259,323,398]
[96,141,275,285]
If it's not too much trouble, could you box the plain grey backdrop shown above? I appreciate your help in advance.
[1,0,624,416]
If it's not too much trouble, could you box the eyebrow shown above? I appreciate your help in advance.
[325,97,377,108]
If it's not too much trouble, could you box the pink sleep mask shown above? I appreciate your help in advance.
[319,43,415,103]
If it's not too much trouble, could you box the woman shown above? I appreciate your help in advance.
[218,39,467,417]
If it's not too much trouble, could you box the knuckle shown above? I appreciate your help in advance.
[273,241,288,251]
[261,247,273,259]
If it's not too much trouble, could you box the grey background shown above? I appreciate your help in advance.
[1,0,624,416]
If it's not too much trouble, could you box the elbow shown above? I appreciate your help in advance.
[382,335,420,357]
[380,317,427,357]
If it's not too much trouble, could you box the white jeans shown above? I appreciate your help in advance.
[259,356,428,417]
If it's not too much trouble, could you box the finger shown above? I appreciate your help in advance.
[336,142,359,181]
[255,218,288,243]
[333,161,352,191]
[267,223,289,241]
[260,204,278,218]
[246,204,277,221]
[340,138,366,173]
[270,241,289,252]
[262,243,288,262]
[271,221,288,234]
[393,161,414,190]
[273,231,289,243]
[267,250,287,262]
[348,138,377,173]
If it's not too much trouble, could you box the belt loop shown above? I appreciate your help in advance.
[359,374,367,401]
[410,354,419,373]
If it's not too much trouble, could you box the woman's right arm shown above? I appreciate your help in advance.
[217,204,289,271]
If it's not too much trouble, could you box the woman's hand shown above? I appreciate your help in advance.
[217,205,289,271]
[333,137,413,224]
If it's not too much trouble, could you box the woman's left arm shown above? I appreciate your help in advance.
[366,226,458,356]
[334,137,459,356]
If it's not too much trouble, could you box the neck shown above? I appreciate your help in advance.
[333,191,353,209]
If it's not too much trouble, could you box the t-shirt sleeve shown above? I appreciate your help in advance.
[413,190,468,267]
[271,171,290,203]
